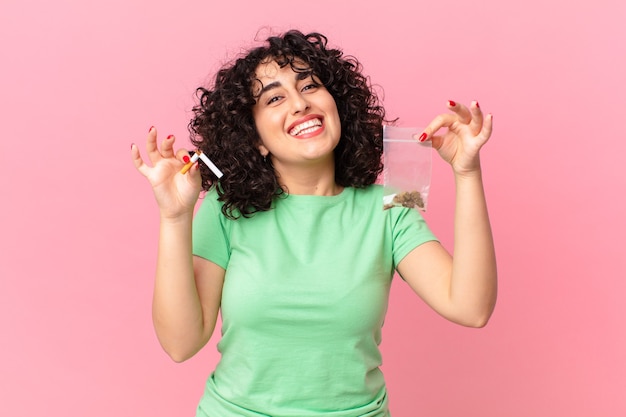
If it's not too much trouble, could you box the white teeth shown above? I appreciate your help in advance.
[289,119,322,136]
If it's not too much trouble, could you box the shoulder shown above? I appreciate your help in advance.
[196,187,247,222]
[349,184,384,205]
[196,187,223,217]
[194,187,236,234]
[355,184,384,196]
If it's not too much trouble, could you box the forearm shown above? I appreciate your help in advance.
[449,170,497,326]
[152,212,206,359]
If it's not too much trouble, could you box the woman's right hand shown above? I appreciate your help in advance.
[131,127,202,219]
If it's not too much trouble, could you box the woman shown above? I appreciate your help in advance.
[131,30,496,417]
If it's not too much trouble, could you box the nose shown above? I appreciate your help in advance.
[291,92,310,115]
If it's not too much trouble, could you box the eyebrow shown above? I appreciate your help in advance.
[255,70,313,98]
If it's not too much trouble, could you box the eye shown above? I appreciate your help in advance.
[302,82,319,92]
[266,95,282,105]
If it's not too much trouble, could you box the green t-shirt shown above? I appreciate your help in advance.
[192,185,437,417]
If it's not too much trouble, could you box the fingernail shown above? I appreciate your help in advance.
[130,143,135,149]
[475,101,480,109]
[166,135,174,140]
[418,133,427,142]
[448,100,456,107]
[183,155,191,163]
[148,126,154,132]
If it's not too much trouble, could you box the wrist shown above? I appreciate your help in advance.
[454,168,483,182]
[159,210,194,225]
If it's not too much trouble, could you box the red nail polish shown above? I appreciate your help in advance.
[418,133,427,142]
[475,101,480,109]
[448,100,456,107]
[183,155,190,163]
[148,126,154,132]
[167,135,174,140]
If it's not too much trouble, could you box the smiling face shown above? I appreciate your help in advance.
[251,59,341,172]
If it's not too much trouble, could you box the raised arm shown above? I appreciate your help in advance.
[131,128,224,361]
[397,101,497,327]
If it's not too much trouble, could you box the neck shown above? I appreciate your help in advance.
[273,162,342,196]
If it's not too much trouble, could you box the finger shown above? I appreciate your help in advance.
[468,101,484,136]
[182,156,203,188]
[429,134,446,151]
[478,113,493,145]
[130,143,150,177]
[176,148,194,166]
[146,126,162,164]
[177,148,197,174]
[189,159,202,181]
[414,113,458,143]
[448,100,471,124]
[161,134,176,159]
[176,148,193,161]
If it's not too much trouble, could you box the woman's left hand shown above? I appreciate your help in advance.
[417,101,493,177]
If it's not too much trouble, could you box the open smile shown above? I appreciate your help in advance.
[288,116,324,137]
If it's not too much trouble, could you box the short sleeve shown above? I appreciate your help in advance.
[192,189,231,269]
[390,207,438,269]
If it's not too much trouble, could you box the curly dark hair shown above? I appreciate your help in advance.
[189,30,387,219]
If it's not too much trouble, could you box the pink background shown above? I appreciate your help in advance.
[2,0,625,415]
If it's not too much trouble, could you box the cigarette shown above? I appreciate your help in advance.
[180,152,199,175]
[198,152,224,179]
[179,150,224,179]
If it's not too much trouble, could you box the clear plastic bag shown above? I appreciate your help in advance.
[382,126,432,211]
